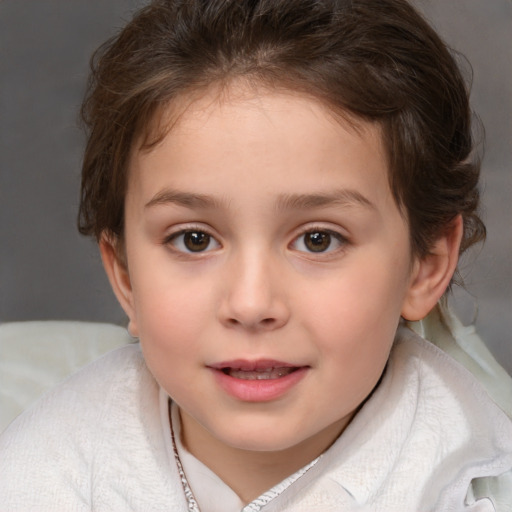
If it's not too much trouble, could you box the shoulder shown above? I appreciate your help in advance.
[392,325,512,435]
[0,344,181,510]
[0,342,148,438]
[1,342,150,435]
[392,326,512,508]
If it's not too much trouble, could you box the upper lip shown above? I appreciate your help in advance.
[208,359,303,371]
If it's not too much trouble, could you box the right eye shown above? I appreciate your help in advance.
[167,230,220,253]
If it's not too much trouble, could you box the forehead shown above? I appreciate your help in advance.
[129,84,389,192]
[138,81,383,156]
[125,84,409,251]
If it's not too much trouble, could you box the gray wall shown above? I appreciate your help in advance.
[1,1,511,372]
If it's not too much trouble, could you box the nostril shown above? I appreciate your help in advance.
[226,316,276,329]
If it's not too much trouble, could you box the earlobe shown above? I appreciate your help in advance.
[99,234,139,337]
[401,215,463,321]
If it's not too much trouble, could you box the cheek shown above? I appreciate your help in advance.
[134,283,212,396]
[299,260,406,361]
[131,269,213,358]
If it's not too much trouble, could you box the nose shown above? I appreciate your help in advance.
[218,248,290,332]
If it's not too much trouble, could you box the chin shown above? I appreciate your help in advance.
[229,437,299,453]
[215,422,310,453]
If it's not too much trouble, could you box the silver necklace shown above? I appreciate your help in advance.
[169,407,201,512]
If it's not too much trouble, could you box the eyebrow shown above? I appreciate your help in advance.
[145,189,224,209]
[144,188,375,212]
[275,189,376,212]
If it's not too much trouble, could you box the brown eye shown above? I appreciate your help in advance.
[183,231,210,251]
[168,230,220,253]
[304,231,332,252]
[291,229,346,254]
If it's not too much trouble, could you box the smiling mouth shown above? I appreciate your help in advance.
[221,367,299,380]
[211,361,308,401]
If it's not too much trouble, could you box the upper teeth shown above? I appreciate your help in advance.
[226,367,295,380]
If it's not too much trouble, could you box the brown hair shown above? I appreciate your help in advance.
[78,0,485,259]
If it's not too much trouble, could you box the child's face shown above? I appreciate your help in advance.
[108,86,425,458]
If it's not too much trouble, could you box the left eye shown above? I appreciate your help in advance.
[167,230,220,253]
[292,230,345,253]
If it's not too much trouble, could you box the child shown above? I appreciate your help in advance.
[1,0,511,510]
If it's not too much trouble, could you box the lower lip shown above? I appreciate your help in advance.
[211,367,308,402]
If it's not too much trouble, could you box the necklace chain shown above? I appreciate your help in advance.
[169,412,201,512]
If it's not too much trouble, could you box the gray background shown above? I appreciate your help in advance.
[1,1,511,373]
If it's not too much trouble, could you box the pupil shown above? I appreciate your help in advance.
[305,231,330,252]
[184,231,209,252]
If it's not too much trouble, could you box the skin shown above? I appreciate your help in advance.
[101,85,462,503]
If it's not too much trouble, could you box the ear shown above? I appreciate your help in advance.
[99,234,139,337]
[401,215,463,322]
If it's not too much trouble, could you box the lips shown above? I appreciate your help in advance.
[208,360,308,401]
